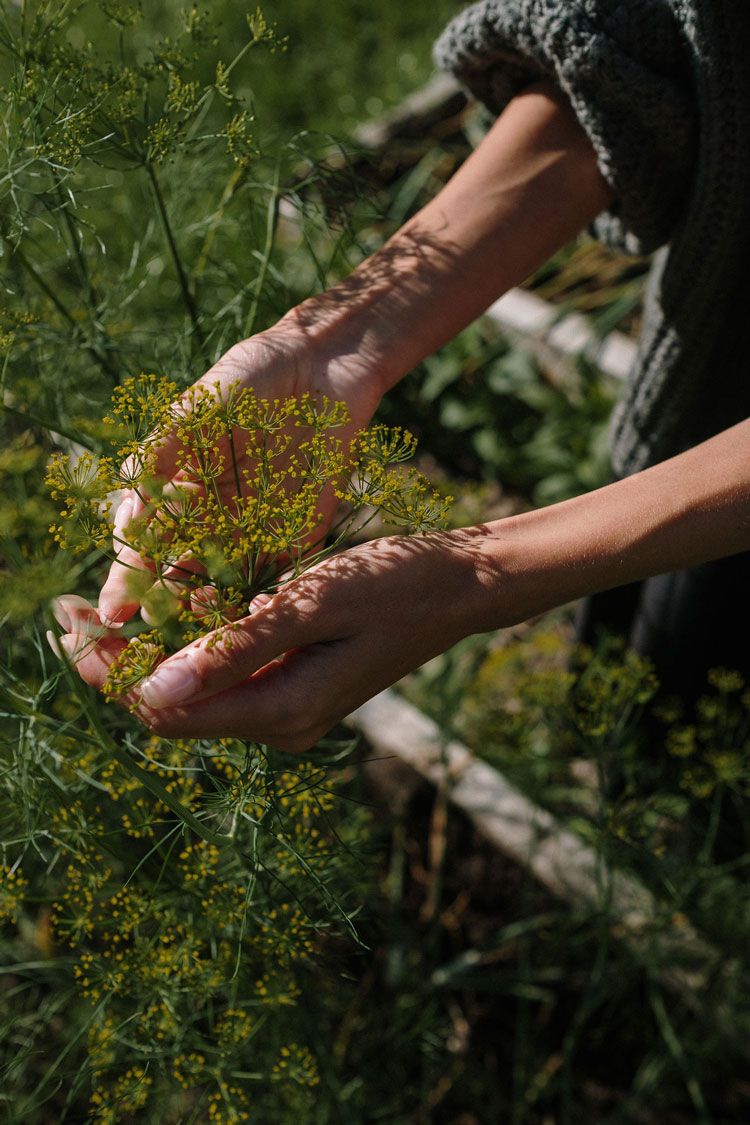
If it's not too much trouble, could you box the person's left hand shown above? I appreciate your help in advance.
[53,528,499,751]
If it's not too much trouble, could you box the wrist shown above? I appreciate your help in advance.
[468,428,750,631]
[456,490,645,634]
[258,297,390,427]
[279,265,415,399]
[472,508,595,629]
[429,525,531,640]
[467,492,649,631]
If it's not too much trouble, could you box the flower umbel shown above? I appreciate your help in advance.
[49,376,450,695]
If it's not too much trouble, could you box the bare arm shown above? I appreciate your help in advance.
[280,79,614,396]
[62,417,750,749]
[476,417,750,627]
[59,78,750,752]
[97,78,611,624]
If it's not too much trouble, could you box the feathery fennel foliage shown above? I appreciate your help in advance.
[0,2,426,1119]
[5,364,451,1120]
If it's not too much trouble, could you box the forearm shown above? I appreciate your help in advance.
[283,80,613,395]
[471,419,750,629]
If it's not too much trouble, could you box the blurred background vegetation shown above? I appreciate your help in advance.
[250,0,461,134]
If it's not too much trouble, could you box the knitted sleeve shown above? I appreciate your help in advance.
[433,0,697,256]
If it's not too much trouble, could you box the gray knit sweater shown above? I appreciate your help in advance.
[434,1,750,477]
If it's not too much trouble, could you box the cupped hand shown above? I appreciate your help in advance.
[64,529,496,752]
[98,315,385,628]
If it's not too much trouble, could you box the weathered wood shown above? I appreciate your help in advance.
[347,689,725,1006]
[485,287,636,382]
[354,73,467,150]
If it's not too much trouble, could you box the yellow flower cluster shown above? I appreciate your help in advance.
[216,1007,254,1049]
[224,109,256,168]
[49,374,449,707]
[255,972,302,1007]
[52,859,113,943]
[102,630,166,706]
[138,999,178,1043]
[90,1066,152,1122]
[271,1042,320,1088]
[171,1050,206,1090]
[87,1016,117,1073]
[207,1087,250,1123]
[276,764,336,817]
[0,864,27,925]
[664,668,750,798]
[255,903,315,963]
[45,449,113,553]
[165,71,201,117]
[74,948,126,1001]
[179,840,222,883]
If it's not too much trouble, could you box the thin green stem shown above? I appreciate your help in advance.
[145,160,207,359]
[3,234,76,325]
[243,162,281,339]
[54,179,101,311]
[0,401,99,450]
[51,624,231,846]
[194,165,246,280]
[53,180,120,380]
[2,234,119,382]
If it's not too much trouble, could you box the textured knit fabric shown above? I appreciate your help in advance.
[434,1,750,476]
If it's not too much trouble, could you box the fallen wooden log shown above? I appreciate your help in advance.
[346,689,730,1012]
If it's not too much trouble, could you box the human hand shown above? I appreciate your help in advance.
[98,314,386,628]
[64,529,495,752]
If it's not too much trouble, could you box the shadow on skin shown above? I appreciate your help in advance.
[60,523,501,752]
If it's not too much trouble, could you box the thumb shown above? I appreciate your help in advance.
[138,591,323,710]
[98,418,186,625]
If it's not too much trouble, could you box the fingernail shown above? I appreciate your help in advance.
[114,494,133,534]
[140,657,201,709]
[59,635,80,660]
[99,602,128,628]
[51,601,71,632]
[113,495,134,557]
[99,613,125,629]
[47,631,80,661]
[51,594,93,632]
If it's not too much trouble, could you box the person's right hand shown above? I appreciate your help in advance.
[57,528,499,751]
[97,311,386,627]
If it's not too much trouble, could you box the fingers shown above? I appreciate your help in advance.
[48,595,127,687]
[46,594,349,750]
[137,587,330,711]
[47,604,343,752]
[48,598,162,721]
[51,626,171,730]
[135,642,350,751]
[98,492,155,626]
[100,426,189,625]
[99,378,235,625]
[99,547,155,627]
[51,593,104,634]
[60,631,129,690]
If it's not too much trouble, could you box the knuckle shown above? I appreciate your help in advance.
[190,627,256,690]
[217,630,256,679]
